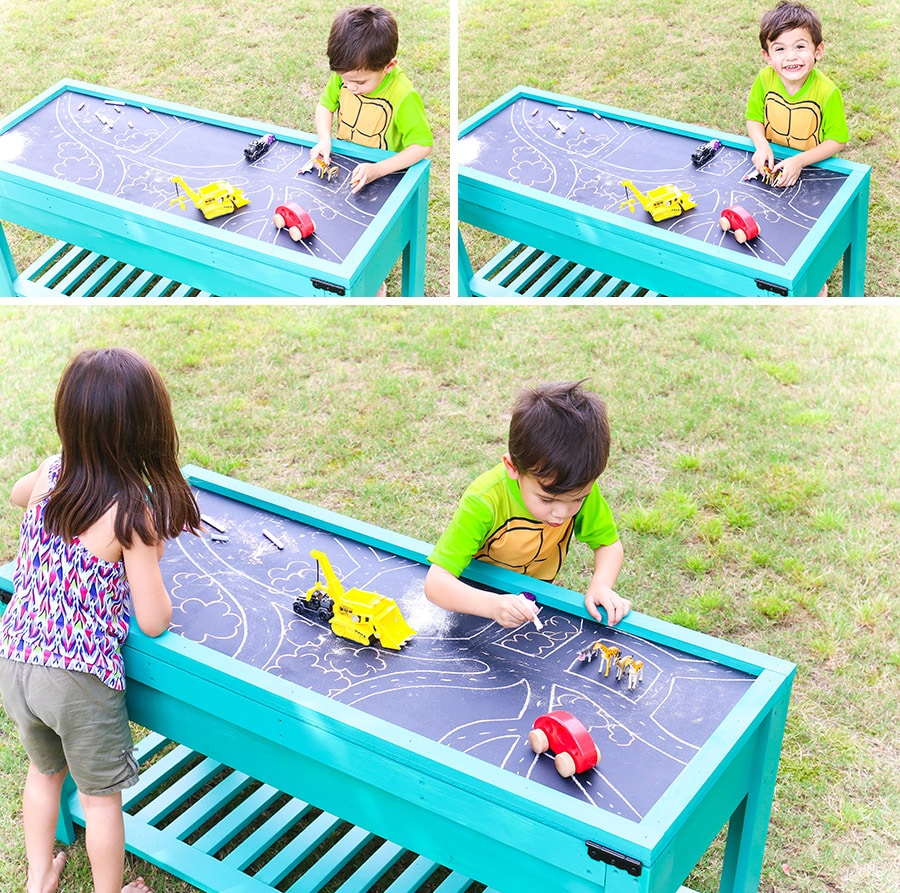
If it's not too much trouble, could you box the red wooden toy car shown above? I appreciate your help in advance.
[273,202,316,241]
[718,205,760,244]
[528,710,600,778]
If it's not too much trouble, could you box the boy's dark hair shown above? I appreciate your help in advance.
[508,380,610,494]
[327,5,398,73]
[46,348,201,548]
[759,1,823,49]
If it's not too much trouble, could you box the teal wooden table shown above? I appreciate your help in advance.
[458,87,869,297]
[0,466,795,893]
[0,81,429,297]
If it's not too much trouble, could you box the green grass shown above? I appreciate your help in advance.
[0,305,897,892]
[0,0,449,296]
[458,0,900,296]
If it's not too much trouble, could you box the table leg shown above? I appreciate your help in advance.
[842,186,870,297]
[457,228,474,297]
[719,686,792,892]
[401,178,429,297]
[0,224,18,296]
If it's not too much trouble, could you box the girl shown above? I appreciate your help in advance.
[0,348,201,893]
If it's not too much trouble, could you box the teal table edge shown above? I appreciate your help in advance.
[0,464,796,893]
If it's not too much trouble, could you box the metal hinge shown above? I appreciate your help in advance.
[586,841,643,876]
[311,278,346,296]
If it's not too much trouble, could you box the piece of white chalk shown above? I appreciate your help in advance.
[263,529,284,549]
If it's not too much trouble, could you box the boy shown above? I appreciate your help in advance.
[746,1,848,189]
[425,381,630,629]
[311,6,433,195]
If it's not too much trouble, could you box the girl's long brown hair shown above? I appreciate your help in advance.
[44,348,201,547]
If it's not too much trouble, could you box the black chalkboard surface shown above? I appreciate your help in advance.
[458,96,848,266]
[0,88,401,264]
[160,488,755,821]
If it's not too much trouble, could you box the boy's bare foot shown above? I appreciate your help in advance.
[123,879,151,893]
[26,851,67,893]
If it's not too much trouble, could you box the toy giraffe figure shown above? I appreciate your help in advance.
[626,659,644,690]
[616,655,644,690]
[596,644,620,678]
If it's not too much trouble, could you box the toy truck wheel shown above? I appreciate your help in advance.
[528,728,549,754]
[555,752,577,778]
[734,229,748,244]
[718,215,731,232]
[288,225,304,242]
[273,213,286,229]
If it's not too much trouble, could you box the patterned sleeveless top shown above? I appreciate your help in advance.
[1,457,131,689]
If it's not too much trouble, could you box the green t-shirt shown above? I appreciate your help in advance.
[745,66,848,150]
[428,462,619,582]
[320,68,433,153]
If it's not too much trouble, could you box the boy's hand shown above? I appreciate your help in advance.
[772,155,804,188]
[350,162,383,193]
[585,583,631,626]
[310,141,331,165]
[751,145,775,175]
[490,592,541,628]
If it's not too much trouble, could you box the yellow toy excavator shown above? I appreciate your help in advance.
[302,550,416,650]
[619,179,696,222]
[169,175,250,220]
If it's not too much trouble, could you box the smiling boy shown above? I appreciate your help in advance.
[746,1,848,188]
[424,381,630,629]
[311,6,432,195]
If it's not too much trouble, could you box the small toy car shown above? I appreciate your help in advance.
[244,133,275,162]
[691,138,722,166]
[273,202,316,241]
[528,710,600,778]
[719,205,760,244]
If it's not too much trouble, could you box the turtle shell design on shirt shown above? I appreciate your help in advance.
[336,89,393,150]
[763,91,822,150]
[475,516,574,581]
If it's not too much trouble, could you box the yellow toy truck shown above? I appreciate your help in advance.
[619,179,696,222]
[294,550,416,651]
[169,175,249,220]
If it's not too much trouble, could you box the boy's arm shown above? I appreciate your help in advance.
[584,539,629,625]
[772,139,845,187]
[747,119,775,174]
[424,563,539,628]
[311,103,334,164]
[350,143,432,193]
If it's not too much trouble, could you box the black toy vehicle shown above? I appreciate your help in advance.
[691,138,722,166]
[292,588,334,622]
[244,133,275,162]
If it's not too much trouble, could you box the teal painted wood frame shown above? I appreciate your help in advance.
[0,80,429,297]
[0,465,795,893]
[458,86,870,297]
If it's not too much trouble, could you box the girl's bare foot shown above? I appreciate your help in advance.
[26,851,67,893]
[123,879,151,893]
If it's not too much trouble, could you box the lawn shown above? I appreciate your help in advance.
[0,304,897,892]
[0,0,450,296]
[458,0,900,296]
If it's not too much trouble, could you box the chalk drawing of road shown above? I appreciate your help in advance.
[163,489,754,820]
[459,97,847,267]
[0,88,400,263]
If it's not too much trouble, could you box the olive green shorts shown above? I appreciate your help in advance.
[0,658,138,796]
